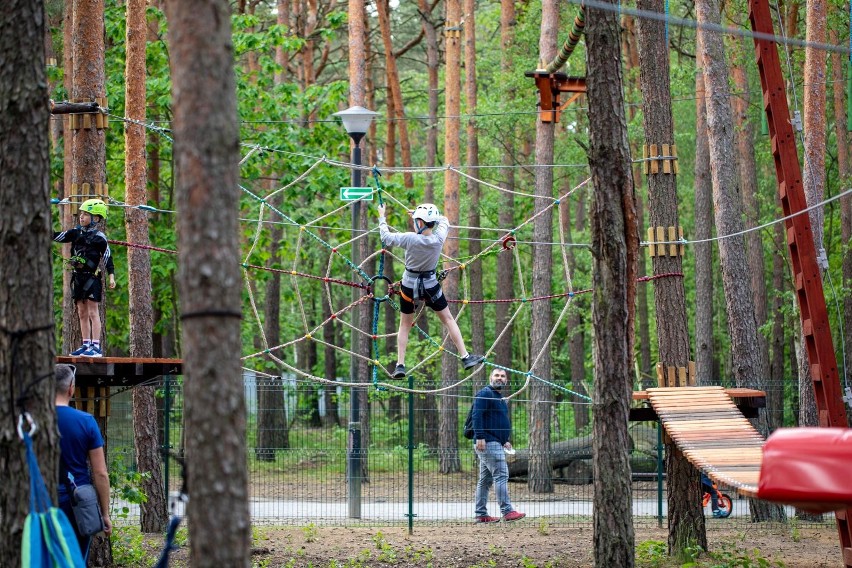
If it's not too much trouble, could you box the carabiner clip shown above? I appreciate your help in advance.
[17,412,37,440]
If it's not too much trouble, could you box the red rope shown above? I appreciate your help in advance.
[108,239,177,255]
[242,264,369,290]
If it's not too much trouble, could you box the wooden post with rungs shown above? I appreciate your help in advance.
[72,386,110,418]
[655,361,697,388]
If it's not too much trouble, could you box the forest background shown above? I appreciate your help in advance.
[42,0,851,426]
[4,0,849,564]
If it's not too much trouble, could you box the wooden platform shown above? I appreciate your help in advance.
[645,386,765,497]
[57,356,182,387]
[630,387,766,421]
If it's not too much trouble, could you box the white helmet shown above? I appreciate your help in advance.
[412,203,440,223]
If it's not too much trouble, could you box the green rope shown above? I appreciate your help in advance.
[544,5,587,74]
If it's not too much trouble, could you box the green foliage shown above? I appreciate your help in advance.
[302,522,319,543]
[705,543,784,567]
[636,540,668,567]
[111,525,153,567]
[109,458,149,521]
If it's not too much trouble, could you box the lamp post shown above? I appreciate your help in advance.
[334,105,377,519]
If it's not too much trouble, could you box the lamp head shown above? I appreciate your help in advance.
[333,106,379,140]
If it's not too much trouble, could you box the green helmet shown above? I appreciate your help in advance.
[79,198,108,220]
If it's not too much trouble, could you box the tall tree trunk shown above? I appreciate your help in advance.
[696,0,783,523]
[731,38,771,416]
[166,0,251,564]
[0,2,57,563]
[376,0,413,188]
[830,29,852,398]
[694,37,714,385]
[125,0,167,533]
[622,16,652,389]
[561,196,589,434]
[528,0,558,494]
[495,0,516,370]
[586,1,637,564]
[257,179,289,458]
[769,218,787,431]
[345,0,371,498]
[418,0,440,201]
[464,0,484,364]
[440,0,462,475]
[636,0,705,552]
[71,1,112,561]
[793,0,827,522]
[61,0,75,350]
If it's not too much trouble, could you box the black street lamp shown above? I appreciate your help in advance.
[334,105,377,519]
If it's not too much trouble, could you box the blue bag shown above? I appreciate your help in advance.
[21,428,85,568]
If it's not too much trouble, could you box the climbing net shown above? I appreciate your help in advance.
[232,151,598,403]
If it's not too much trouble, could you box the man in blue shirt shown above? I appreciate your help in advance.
[55,364,112,559]
[472,368,525,523]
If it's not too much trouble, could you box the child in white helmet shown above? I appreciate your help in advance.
[53,199,116,357]
[377,202,484,378]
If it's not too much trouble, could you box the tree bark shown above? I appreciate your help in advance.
[0,2,57,564]
[125,0,167,533]
[693,35,714,386]
[697,0,782,523]
[418,0,440,201]
[464,0,485,364]
[793,0,827,522]
[561,196,589,434]
[527,0,558,495]
[494,0,516,371]
[440,0,462,475]
[830,29,852,400]
[731,41,769,399]
[71,1,112,561]
[622,16,652,390]
[769,218,787,431]
[376,0,413,188]
[258,178,289,457]
[165,0,251,564]
[586,0,637,563]
[637,0,705,552]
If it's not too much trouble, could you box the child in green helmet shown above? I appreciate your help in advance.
[53,198,116,357]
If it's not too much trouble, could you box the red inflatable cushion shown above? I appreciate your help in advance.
[758,427,852,513]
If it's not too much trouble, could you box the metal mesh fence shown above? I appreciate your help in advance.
[105,376,821,528]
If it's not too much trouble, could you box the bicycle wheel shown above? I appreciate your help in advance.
[717,493,733,518]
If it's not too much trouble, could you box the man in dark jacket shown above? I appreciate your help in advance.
[472,368,525,523]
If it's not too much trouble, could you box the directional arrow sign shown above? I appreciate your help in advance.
[340,187,373,201]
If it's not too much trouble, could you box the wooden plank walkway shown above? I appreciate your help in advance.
[646,386,764,498]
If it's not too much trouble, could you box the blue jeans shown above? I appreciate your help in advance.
[474,441,512,516]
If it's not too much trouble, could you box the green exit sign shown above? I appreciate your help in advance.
[339,187,373,201]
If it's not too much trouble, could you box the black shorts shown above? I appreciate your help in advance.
[399,283,448,314]
[71,271,103,302]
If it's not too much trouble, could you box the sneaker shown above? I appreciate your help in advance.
[712,510,726,518]
[461,353,485,370]
[82,345,103,358]
[475,515,500,523]
[503,511,526,522]
[392,364,406,379]
[70,343,90,356]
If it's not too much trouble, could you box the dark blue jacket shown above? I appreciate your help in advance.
[472,386,511,444]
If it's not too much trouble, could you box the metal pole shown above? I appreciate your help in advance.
[408,373,415,534]
[163,375,171,505]
[348,135,363,518]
